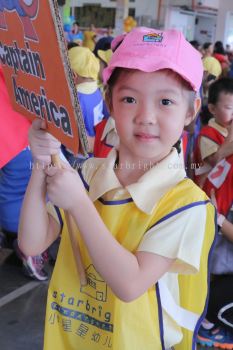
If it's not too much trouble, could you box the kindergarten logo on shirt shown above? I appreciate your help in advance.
[143,32,163,43]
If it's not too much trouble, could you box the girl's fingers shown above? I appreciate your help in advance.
[45,165,59,178]
[30,119,61,145]
[30,129,61,144]
[32,118,45,130]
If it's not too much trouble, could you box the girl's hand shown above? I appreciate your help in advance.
[29,119,61,165]
[45,163,85,211]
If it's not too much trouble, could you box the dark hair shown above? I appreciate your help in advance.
[173,139,182,154]
[189,40,200,50]
[73,21,80,27]
[203,42,212,50]
[93,37,113,56]
[208,78,233,104]
[67,42,79,50]
[214,41,225,55]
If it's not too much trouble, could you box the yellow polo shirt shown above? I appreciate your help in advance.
[44,148,215,350]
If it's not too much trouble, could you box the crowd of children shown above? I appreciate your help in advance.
[186,40,233,348]
[2,21,233,349]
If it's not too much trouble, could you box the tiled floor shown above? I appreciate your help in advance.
[0,248,218,350]
[0,249,49,350]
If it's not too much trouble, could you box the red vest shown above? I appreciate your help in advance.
[204,154,233,216]
[94,119,113,158]
[193,125,225,186]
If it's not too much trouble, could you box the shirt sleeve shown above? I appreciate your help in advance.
[200,136,219,160]
[137,203,208,274]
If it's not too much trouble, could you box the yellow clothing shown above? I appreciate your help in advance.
[77,81,98,94]
[44,149,215,350]
[83,31,96,51]
[98,49,112,65]
[68,47,100,81]
[202,56,222,78]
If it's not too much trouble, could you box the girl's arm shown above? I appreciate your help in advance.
[45,166,174,302]
[18,164,60,256]
[24,119,174,301]
[71,193,174,302]
[18,119,61,256]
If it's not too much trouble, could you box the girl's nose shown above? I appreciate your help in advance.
[134,103,156,125]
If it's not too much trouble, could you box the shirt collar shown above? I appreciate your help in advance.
[76,81,98,94]
[101,117,116,141]
[88,148,186,214]
[208,118,228,137]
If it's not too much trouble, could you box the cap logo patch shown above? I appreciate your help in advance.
[143,32,163,43]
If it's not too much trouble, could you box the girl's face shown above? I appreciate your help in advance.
[209,92,233,127]
[206,44,214,56]
[108,69,199,165]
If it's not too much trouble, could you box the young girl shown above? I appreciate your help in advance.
[19,27,216,350]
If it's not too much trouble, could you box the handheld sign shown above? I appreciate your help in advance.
[0,0,87,154]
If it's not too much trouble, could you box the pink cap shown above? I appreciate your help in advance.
[103,27,203,91]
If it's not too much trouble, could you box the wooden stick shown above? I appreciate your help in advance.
[51,154,87,286]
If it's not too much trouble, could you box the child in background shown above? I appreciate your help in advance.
[93,48,116,158]
[68,21,84,46]
[83,24,97,52]
[68,46,105,156]
[93,34,113,58]
[195,79,233,347]
[19,27,215,350]
[202,42,222,105]
[196,162,233,348]
[194,78,233,187]
[96,49,112,86]
[202,42,222,80]
[214,41,230,76]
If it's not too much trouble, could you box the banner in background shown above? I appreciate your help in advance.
[0,66,30,168]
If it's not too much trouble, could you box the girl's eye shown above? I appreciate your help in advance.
[161,99,172,106]
[123,97,136,104]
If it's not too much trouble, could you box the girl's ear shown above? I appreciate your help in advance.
[184,97,201,126]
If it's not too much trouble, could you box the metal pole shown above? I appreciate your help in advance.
[115,0,129,36]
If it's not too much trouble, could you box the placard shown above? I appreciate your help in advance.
[0,0,87,154]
